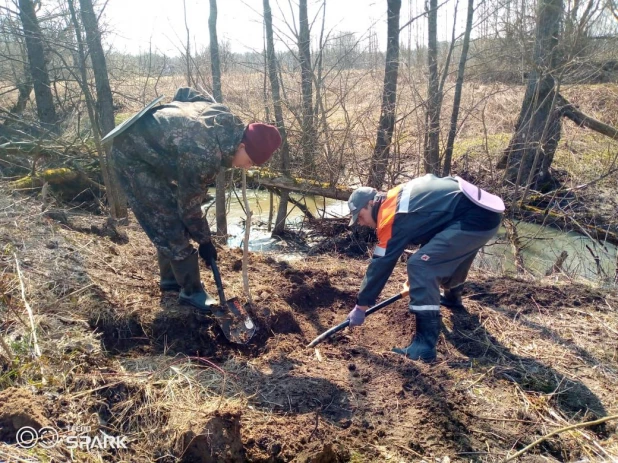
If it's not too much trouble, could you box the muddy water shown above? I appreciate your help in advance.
[480,222,617,283]
[204,189,348,253]
[207,189,617,284]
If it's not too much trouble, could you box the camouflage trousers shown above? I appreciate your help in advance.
[111,138,196,261]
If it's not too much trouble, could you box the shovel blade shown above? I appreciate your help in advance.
[211,297,256,344]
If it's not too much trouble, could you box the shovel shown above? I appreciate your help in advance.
[206,258,256,344]
[307,286,410,348]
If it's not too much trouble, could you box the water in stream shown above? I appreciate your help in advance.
[205,189,617,285]
[204,189,348,253]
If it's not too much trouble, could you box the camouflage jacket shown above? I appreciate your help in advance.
[120,87,246,244]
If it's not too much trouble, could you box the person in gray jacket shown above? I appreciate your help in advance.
[111,87,281,313]
[346,174,502,362]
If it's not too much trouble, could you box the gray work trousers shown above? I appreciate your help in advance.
[407,222,499,312]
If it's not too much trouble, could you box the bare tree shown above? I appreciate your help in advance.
[18,0,56,127]
[498,0,564,190]
[183,0,192,87]
[423,0,440,174]
[209,0,228,241]
[367,0,401,189]
[264,0,291,236]
[442,0,475,177]
[298,0,315,169]
[79,0,127,219]
[67,0,117,219]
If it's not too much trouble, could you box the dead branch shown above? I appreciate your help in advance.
[558,93,618,140]
[265,186,315,221]
[503,414,618,462]
[585,244,607,277]
[14,254,41,357]
[545,250,568,276]
[0,335,13,361]
[503,220,526,274]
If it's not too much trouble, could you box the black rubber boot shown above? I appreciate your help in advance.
[392,311,441,363]
[157,250,181,291]
[170,251,216,313]
[440,284,465,310]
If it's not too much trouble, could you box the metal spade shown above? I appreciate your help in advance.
[208,259,256,344]
[101,95,165,144]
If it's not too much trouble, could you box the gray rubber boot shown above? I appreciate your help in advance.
[157,250,181,291]
[440,284,465,310]
[170,251,216,313]
[392,311,441,363]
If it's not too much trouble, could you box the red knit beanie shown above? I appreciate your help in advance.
[242,123,282,166]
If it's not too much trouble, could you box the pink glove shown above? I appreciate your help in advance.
[347,306,366,327]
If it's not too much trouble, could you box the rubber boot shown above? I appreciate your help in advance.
[440,284,465,310]
[392,311,441,363]
[170,251,216,313]
[157,250,181,291]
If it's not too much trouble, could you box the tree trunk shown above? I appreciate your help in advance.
[79,0,127,219]
[442,0,474,177]
[423,0,440,174]
[298,0,315,171]
[263,0,291,236]
[183,0,192,87]
[18,0,57,128]
[209,0,228,241]
[497,0,564,190]
[67,0,115,216]
[367,0,401,189]
[5,78,32,121]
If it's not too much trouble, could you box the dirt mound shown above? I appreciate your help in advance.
[299,443,350,462]
[467,277,607,311]
[0,388,51,443]
[177,410,244,463]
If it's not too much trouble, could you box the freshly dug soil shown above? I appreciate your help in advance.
[0,192,617,462]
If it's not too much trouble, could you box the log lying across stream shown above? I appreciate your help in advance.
[517,204,618,247]
[248,170,353,201]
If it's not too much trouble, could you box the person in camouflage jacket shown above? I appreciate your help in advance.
[111,87,281,312]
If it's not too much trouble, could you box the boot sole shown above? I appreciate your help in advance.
[179,298,213,316]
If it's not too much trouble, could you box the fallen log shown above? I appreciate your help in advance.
[248,170,353,201]
[517,204,618,246]
[10,167,105,200]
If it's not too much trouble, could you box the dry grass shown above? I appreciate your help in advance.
[0,185,617,461]
[3,70,618,191]
[2,73,618,461]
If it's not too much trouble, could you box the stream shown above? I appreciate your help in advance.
[205,189,617,285]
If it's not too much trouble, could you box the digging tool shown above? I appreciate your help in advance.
[307,286,410,348]
[101,95,165,144]
[206,259,256,344]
